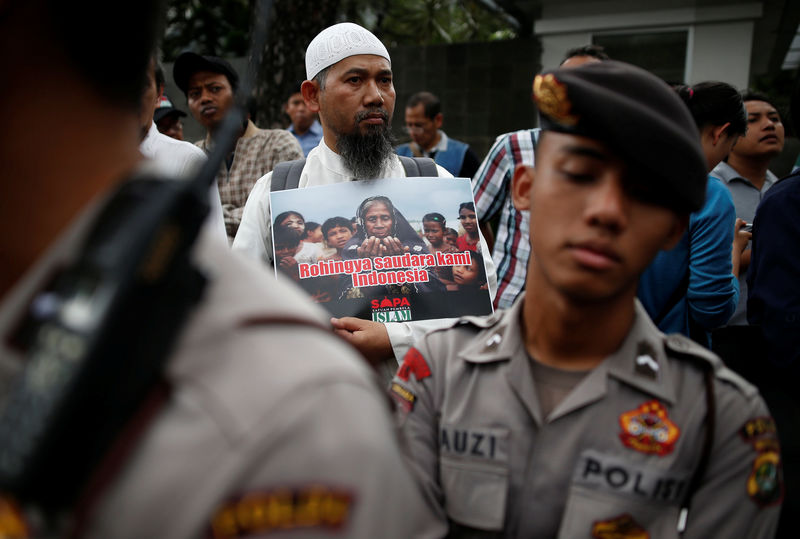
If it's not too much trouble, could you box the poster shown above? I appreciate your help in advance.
[270,177,493,322]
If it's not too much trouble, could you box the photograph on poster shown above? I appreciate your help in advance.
[270,177,493,321]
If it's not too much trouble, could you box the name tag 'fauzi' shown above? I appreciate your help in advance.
[573,450,691,503]
[440,425,508,462]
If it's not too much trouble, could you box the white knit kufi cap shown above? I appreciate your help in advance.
[305,22,390,80]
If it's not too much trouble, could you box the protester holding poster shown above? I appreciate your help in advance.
[233,22,496,368]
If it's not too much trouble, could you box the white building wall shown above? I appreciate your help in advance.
[535,3,762,87]
[688,21,754,88]
[541,33,594,70]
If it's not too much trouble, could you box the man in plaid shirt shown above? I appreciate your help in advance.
[174,53,303,242]
[473,45,608,309]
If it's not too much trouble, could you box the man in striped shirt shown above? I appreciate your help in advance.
[472,45,608,309]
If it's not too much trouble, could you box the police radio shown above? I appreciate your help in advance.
[0,0,275,523]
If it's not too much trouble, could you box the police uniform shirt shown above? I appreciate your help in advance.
[391,294,781,538]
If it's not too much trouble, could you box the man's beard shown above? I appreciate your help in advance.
[336,109,395,179]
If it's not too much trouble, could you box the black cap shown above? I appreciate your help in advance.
[153,95,187,123]
[173,52,239,96]
[533,60,707,213]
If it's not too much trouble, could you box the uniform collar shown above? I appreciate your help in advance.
[458,295,677,423]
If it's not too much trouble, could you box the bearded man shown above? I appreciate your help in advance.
[233,22,496,370]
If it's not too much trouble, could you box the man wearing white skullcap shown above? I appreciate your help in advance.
[234,23,497,376]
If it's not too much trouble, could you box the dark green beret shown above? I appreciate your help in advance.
[533,61,707,213]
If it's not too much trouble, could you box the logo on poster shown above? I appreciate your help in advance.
[371,297,412,322]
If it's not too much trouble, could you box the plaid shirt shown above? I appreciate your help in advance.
[198,120,303,241]
[472,128,539,309]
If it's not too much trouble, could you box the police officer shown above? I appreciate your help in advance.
[1,2,431,538]
[391,61,782,538]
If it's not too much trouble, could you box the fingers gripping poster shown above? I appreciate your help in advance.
[270,177,493,322]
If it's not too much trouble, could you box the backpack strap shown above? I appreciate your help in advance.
[398,155,438,177]
[270,158,307,191]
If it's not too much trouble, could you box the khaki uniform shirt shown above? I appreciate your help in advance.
[392,294,781,538]
[0,190,431,538]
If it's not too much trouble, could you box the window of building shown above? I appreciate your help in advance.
[593,30,688,84]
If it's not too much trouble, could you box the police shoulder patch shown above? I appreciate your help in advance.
[618,400,680,456]
[747,450,783,507]
[210,486,353,538]
[740,417,780,452]
[396,347,432,382]
[591,513,649,539]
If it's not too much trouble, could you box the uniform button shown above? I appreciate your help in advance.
[485,333,502,347]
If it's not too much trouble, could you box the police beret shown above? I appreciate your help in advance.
[533,61,707,213]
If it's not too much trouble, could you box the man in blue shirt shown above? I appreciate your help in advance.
[285,83,323,156]
[396,91,480,178]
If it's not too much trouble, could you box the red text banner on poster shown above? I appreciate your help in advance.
[298,251,472,289]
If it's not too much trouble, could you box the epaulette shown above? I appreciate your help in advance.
[423,310,504,339]
[663,333,758,399]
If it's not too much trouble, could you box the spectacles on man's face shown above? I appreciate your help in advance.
[403,120,433,134]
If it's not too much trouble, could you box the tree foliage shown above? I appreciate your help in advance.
[162,0,518,126]
[162,0,255,60]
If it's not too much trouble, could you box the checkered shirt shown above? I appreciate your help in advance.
[472,128,539,309]
[198,122,303,242]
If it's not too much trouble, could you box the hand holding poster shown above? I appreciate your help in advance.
[270,177,493,321]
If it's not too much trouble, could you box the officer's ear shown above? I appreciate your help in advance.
[301,80,320,113]
[511,164,534,211]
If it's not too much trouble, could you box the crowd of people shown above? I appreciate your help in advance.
[2,1,798,537]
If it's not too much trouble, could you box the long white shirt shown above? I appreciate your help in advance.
[233,139,497,363]
[140,122,227,242]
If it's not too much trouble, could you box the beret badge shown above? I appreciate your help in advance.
[533,74,579,126]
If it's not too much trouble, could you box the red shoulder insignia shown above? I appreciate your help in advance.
[396,347,432,382]
[210,486,353,538]
[592,513,649,538]
[618,400,680,456]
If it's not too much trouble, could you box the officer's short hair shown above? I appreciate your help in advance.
[561,44,609,65]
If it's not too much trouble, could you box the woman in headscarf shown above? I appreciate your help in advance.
[340,195,444,299]
[342,196,428,260]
